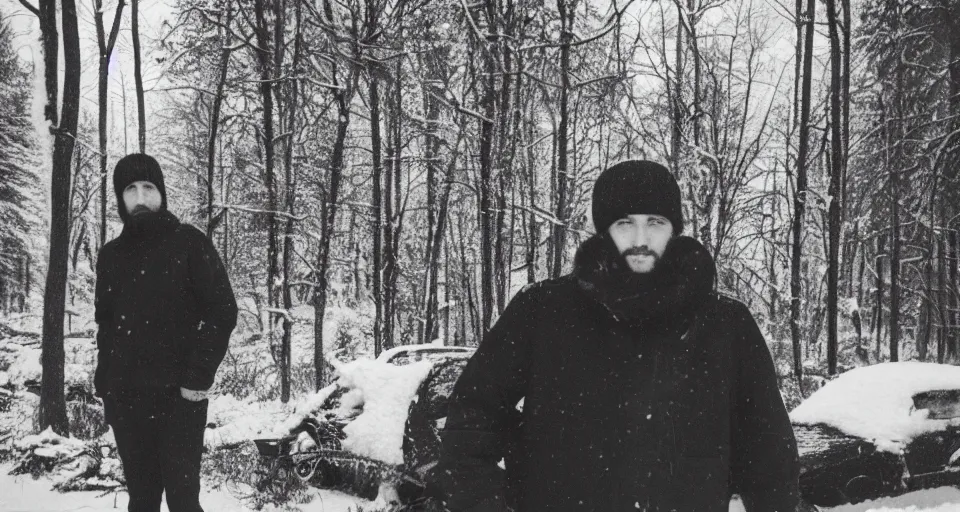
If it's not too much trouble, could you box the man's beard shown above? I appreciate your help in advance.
[620,245,661,273]
[129,205,155,216]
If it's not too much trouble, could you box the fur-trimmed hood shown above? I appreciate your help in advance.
[572,233,717,325]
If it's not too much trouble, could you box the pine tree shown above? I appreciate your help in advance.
[0,12,38,313]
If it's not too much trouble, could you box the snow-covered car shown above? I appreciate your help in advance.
[791,362,960,507]
[254,347,474,505]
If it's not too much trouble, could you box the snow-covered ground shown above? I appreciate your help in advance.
[823,487,960,511]
[0,464,372,512]
[8,332,960,511]
[4,467,960,512]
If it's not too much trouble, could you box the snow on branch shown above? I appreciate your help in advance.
[263,307,292,323]
[213,203,309,221]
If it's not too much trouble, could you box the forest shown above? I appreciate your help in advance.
[0,0,959,436]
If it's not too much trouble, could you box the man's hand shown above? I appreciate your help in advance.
[180,387,209,402]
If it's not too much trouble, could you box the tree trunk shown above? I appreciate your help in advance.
[840,0,850,205]
[920,239,932,361]
[671,8,684,168]
[422,78,460,344]
[552,0,573,279]
[494,32,516,313]
[383,72,398,350]
[790,0,815,385]
[687,0,701,150]
[94,0,124,249]
[39,0,81,434]
[938,231,946,363]
[873,234,885,359]
[477,5,496,333]
[825,0,842,375]
[388,67,403,346]
[313,55,355,390]
[421,53,442,344]
[526,119,538,284]
[890,175,900,363]
[280,0,300,403]
[856,235,867,352]
[254,0,282,398]
[949,229,958,361]
[131,0,145,152]
[370,74,384,356]
[206,2,234,236]
[889,53,904,363]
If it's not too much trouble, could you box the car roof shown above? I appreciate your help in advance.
[376,344,475,363]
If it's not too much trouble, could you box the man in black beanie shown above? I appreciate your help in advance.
[435,160,800,511]
[95,153,238,512]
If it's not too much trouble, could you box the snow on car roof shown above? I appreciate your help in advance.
[375,343,474,362]
[790,362,960,449]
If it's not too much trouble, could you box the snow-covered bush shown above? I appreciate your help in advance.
[7,427,122,492]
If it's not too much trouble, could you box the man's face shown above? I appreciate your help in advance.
[607,214,673,273]
[123,180,162,217]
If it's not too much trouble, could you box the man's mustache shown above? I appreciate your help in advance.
[131,205,153,216]
[622,246,658,258]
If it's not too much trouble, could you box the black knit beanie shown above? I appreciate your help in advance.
[591,160,683,235]
[113,153,167,222]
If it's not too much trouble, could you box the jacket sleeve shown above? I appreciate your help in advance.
[729,303,801,511]
[181,227,238,391]
[93,249,113,398]
[433,285,537,512]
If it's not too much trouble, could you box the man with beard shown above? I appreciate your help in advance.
[94,153,237,512]
[434,160,799,511]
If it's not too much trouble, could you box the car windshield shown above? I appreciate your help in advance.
[386,349,473,366]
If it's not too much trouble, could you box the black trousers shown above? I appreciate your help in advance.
[104,387,208,512]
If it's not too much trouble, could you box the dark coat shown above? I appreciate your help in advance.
[434,235,799,512]
[94,210,238,395]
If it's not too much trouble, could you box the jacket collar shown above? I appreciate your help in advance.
[118,209,180,241]
[572,234,716,326]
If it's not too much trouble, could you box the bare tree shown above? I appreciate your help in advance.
[825,0,843,375]
[280,0,303,402]
[29,0,82,434]
[790,0,815,383]
[205,1,235,236]
[370,66,384,355]
[93,0,125,248]
[311,0,360,390]
[131,0,145,151]
[551,0,574,279]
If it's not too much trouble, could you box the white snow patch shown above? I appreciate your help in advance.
[791,362,960,448]
[204,395,291,449]
[7,346,42,385]
[822,486,960,511]
[14,427,86,456]
[0,463,372,511]
[333,358,433,465]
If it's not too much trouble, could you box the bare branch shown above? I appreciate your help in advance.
[17,0,39,17]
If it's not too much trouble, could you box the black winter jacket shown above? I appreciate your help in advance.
[434,235,799,512]
[94,210,238,394]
